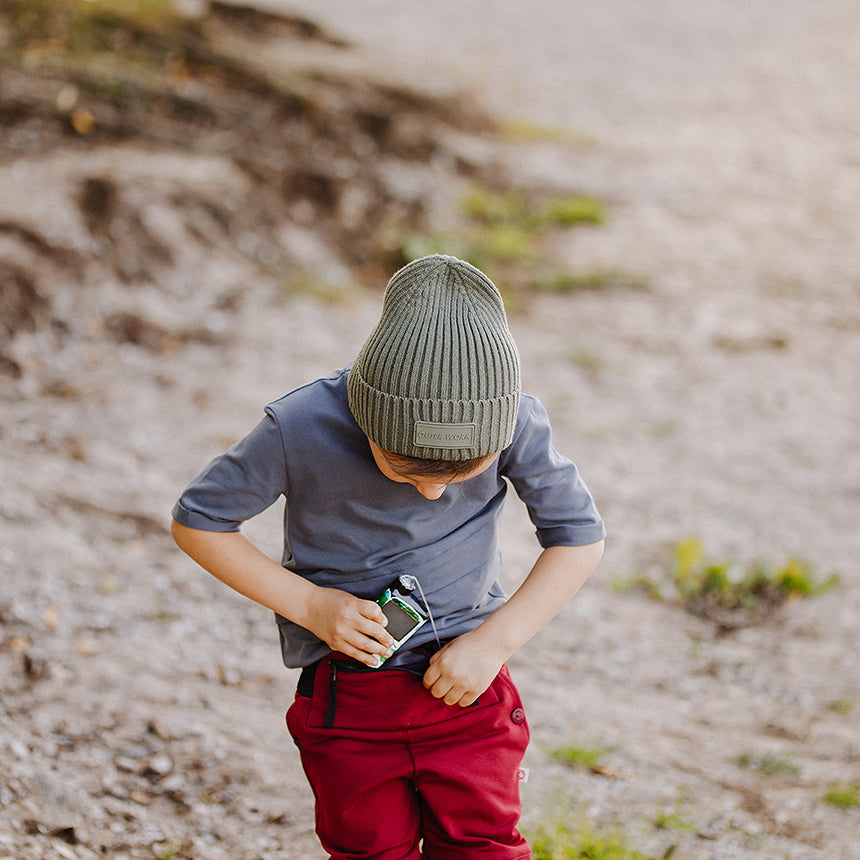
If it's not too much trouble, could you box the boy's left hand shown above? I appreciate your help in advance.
[422,631,505,707]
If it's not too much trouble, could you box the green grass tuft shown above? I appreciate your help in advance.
[386,181,622,307]
[536,269,646,294]
[653,807,695,832]
[735,751,802,776]
[825,699,854,715]
[528,815,660,860]
[550,744,610,772]
[461,185,606,230]
[823,782,860,809]
[624,537,839,629]
[537,194,606,227]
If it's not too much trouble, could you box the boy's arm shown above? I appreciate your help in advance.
[170,521,394,666]
[422,540,604,706]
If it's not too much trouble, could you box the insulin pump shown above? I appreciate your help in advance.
[375,575,429,667]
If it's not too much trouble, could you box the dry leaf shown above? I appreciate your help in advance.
[592,764,630,780]
[75,639,101,656]
[44,604,59,629]
[71,108,95,135]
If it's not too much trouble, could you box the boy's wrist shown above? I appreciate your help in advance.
[283,577,322,631]
[460,623,517,666]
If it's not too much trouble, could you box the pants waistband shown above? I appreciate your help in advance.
[297,643,444,699]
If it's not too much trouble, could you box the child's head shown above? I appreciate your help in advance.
[348,254,521,471]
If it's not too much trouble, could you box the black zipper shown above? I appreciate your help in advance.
[324,661,338,728]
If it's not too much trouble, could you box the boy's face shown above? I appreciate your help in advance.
[367,439,497,500]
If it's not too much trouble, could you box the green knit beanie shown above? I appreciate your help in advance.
[348,254,521,460]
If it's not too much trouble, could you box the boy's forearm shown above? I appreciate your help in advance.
[474,541,604,661]
[170,520,317,623]
[170,520,394,665]
[423,541,604,706]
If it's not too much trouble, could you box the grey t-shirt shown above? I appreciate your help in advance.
[172,367,605,667]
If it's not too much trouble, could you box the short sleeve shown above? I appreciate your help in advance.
[499,396,606,548]
[171,411,288,532]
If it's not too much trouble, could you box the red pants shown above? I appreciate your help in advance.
[286,655,531,859]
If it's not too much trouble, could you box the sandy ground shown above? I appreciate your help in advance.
[1,1,859,858]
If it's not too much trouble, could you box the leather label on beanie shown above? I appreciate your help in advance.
[414,421,477,449]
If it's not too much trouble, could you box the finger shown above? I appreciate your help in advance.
[423,653,461,693]
[425,665,478,706]
[359,620,395,650]
[354,648,385,668]
[329,623,386,655]
[442,682,465,705]
[344,634,393,665]
[356,607,395,648]
[422,663,442,690]
[348,606,393,645]
[342,644,384,668]
[443,685,475,707]
[454,689,479,708]
[426,674,457,702]
[351,629,395,659]
[358,599,389,625]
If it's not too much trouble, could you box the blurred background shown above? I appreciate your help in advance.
[1,1,858,858]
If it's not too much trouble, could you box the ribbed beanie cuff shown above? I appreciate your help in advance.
[348,255,521,460]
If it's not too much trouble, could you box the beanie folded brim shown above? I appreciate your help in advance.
[348,368,519,460]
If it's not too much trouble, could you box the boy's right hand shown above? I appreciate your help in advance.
[305,587,395,667]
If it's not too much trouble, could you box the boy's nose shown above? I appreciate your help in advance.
[414,481,447,500]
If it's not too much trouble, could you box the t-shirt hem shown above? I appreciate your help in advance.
[536,522,606,549]
[171,501,242,533]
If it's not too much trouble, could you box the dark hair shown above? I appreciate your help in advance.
[381,450,495,481]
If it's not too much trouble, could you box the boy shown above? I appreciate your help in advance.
[171,254,605,858]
